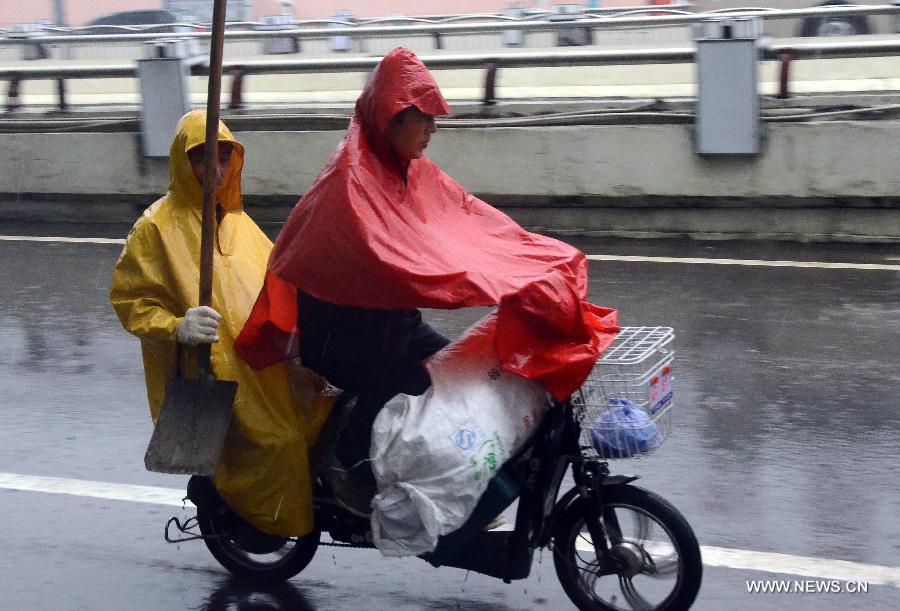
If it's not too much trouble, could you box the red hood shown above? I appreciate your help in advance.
[236,48,618,401]
[355,47,449,171]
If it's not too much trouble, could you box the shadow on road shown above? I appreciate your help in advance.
[201,576,315,610]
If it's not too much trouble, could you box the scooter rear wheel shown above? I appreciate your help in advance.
[553,485,702,611]
[197,507,320,583]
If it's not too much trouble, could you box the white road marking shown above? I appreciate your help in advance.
[697,545,900,588]
[0,472,191,508]
[2,234,896,270]
[586,254,900,271]
[2,472,898,587]
[0,235,125,245]
[574,539,900,588]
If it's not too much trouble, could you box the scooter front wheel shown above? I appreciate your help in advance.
[553,485,702,610]
[197,507,320,583]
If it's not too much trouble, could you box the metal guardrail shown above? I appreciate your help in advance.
[768,37,900,60]
[0,65,135,79]
[3,39,900,82]
[218,39,900,75]
[2,6,899,45]
[219,49,694,76]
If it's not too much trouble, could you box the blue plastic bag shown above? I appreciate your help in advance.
[589,398,662,458]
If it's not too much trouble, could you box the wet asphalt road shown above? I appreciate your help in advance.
[1,221,898,610]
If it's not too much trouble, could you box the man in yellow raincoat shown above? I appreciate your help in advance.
[110,110,325,537]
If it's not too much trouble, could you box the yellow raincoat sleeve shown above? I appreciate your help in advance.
[110,213,184,342]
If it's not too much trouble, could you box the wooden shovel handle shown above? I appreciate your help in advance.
[197,0,227,381]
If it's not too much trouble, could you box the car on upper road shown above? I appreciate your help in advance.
[691,0,900,38]
[80,9,202,34]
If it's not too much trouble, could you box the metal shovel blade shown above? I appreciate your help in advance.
[144,378,237,475]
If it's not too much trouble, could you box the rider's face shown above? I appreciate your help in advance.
[387,106,437,161]
[187,141,234,193]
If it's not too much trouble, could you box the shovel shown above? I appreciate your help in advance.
[144,0,236,475]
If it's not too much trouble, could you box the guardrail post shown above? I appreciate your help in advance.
[229,67,245,110]
[778,49,794,100]
[259,14,300,54]
[8,24,50,61]
[138,39,196,157]
[503,5,525,47]
[483,61,498,106]
[56,79,68,111]
[6,74,21,112]
[328,10,353,53]
[695,18,762,155]
[432,31,443,50]
[551,5,593,47]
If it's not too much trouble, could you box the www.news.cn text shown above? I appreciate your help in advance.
[746,580,869,594]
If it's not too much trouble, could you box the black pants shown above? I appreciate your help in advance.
[298,291,450,467]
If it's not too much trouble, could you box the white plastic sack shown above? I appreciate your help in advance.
[369,312,550,556]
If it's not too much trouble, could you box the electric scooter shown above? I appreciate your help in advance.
[167,327,702,610]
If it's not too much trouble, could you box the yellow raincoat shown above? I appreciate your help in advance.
[110,110,327,536]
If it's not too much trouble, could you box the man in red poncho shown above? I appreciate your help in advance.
[236,48,619,506]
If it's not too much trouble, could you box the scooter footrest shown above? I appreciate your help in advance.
[423,531,533,581]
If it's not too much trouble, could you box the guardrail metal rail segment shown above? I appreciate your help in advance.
[2,5,899,44]
[3,5,899,112]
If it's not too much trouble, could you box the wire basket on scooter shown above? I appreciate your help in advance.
[572,326,674,459]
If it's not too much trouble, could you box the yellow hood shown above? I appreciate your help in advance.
[168,109,245,214]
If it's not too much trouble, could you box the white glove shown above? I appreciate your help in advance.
[176,306,221,345]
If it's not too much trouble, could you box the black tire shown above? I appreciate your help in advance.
[553,485,702,611]
[799,1,870,37]
[197,507,320,583]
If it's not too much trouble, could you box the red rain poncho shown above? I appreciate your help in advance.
[236,48,619,401]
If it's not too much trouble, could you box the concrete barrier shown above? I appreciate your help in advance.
[1,120,898,241]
